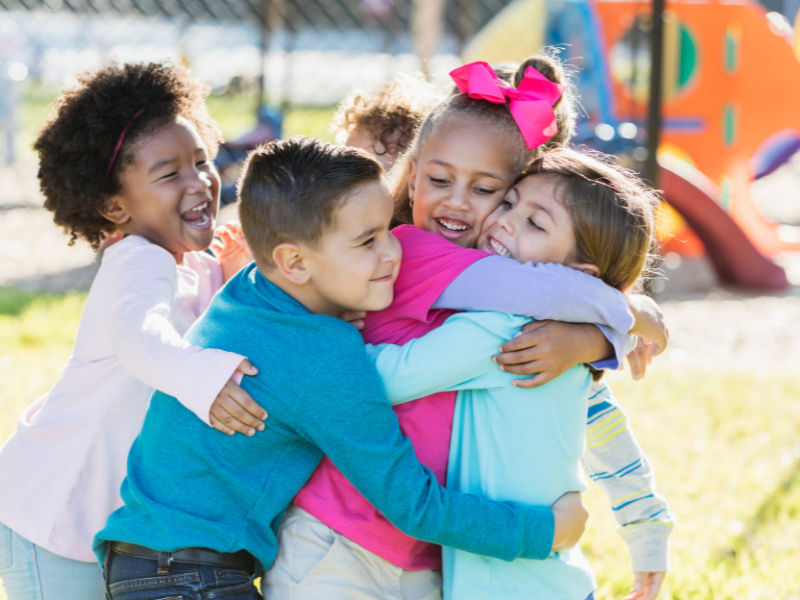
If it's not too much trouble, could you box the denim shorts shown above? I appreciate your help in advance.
[104,547,261,600]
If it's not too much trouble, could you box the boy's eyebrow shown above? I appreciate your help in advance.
[429,159,505,182]
[148,157,178,175]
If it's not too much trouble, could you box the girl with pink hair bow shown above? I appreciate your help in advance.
[265,52,672,600]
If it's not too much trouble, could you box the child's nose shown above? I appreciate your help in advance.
[443,186,469,210]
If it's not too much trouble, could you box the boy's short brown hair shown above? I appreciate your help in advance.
[238,136,383,268]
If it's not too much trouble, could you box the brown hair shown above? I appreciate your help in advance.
[331,72,446,161]
[521,147,660,293]
[521,147,659,380]
[238,136,384,269]
[34,61,222,250]
[390,50,577,227]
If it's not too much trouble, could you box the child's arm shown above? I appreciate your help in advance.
[581,381,674,596]
[293,341,587,561]
[365,312,530,405]
[106,242,266,434]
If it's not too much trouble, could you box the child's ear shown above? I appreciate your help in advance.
[407,159,418,203]
[272,243,310,285]
[568,262,601,278]
[99,196,131,225]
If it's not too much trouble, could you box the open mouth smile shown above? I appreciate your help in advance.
[434,217,472,240]
[181,201,214,232]
[488,237,512,258]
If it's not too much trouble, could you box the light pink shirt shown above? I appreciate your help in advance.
[0,235,244,562]
[293,225,486,570]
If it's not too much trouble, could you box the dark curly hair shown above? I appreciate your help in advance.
[330,72,445,159]
[34,62,223,250]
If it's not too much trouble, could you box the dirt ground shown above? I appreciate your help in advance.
[3,159,800,375]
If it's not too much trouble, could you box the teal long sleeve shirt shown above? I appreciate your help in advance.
[94,265,556,569]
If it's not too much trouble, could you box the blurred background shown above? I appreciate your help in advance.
[3,0,800,597]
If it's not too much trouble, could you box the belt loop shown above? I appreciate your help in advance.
[158,551,173,575]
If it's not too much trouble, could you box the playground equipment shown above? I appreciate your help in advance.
[464,0,800,290]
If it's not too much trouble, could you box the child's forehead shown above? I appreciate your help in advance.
[325,178,393,237]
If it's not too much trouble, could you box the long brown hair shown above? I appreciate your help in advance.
[520,148,660,293]
[390,50,577,227]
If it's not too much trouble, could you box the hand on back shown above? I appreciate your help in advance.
[209,359,268,437]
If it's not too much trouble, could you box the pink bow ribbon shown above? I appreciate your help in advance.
[449,61,566,149]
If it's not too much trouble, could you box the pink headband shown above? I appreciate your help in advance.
[106,107,146,176]
[449,61,566,149]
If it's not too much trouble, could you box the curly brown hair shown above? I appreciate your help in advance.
[330,72,445,159]
[34,62,223,250]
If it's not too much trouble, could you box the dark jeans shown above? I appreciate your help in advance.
[104,548,262,600]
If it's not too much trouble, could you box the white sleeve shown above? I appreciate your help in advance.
[105,243,245,424]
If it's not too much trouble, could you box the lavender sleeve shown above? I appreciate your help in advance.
[431,256,636,368]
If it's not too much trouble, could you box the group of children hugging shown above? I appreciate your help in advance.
[0,50,675,600]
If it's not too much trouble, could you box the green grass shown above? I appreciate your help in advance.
[2,292,800,598]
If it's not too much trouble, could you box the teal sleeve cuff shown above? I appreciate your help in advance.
[521,505,555,561]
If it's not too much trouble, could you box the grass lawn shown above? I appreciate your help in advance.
[2,290,800,599]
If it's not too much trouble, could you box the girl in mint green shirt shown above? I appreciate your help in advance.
[367,149,674,600]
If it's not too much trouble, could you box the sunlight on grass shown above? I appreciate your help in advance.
[2,292,800,598]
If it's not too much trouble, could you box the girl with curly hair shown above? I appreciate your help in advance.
[0,62,267,600]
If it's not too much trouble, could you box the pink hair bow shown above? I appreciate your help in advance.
[449,61,566,149]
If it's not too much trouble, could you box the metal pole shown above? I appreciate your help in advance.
[644,0,665,187]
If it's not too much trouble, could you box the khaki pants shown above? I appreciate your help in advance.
[263,505,442,600]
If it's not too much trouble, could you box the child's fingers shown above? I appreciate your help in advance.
[210,401,259,437]
[228,384,268,421]
[498,322,549,353]
[235,358,259,377]
[639,572,666,600]
[209,412,236,436]
[493,344,548,366]
[627,341,647,381]
[512,371,556,389]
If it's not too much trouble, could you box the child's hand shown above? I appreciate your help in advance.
[209,359,268,437]
[551,491,589,552]
[493,321,612,388]
[624,571,666,600]
[627,295,668,357]
[339,310,367,331]
[211,221,254,282]
[626,337,653,381]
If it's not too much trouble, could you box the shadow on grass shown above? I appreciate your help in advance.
[717,459,800,566]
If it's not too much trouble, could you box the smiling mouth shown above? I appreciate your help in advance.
[488,237,512,258]
[181,201,213,231]
[371,273,394,283]
[434,217,472,240]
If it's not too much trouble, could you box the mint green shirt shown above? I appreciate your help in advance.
[367,311,595,600]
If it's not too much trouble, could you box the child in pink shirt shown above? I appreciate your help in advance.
[268,54,667,600]
[0,62,267,600]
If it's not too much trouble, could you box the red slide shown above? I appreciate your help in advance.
[659,159,788,291]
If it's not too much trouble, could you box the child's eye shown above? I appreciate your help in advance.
[475,187,498,195]
[528,218,545,232]
[196,160,208,167]
[361,237,375,247]
[160,172,178,180]
[429,177,449,185]
[500,199,514,210]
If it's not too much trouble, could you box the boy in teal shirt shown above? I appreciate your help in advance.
[95,137,586,600]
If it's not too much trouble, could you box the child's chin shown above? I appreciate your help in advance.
[360,293,394,313]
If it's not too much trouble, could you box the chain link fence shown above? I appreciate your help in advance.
[0,0,517,163]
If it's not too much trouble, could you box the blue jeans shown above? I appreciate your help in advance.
[0,521,105,600]
[104,547,261,600]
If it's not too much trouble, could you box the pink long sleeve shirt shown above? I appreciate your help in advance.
[293,225,486,570]
[0,235,245,562]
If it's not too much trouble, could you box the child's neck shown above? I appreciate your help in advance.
[260,267,341,318]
